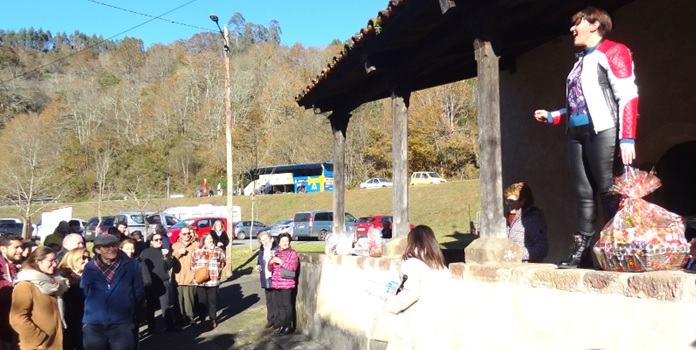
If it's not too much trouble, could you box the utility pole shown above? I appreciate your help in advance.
[210,14,234,274]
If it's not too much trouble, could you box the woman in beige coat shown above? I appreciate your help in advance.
[10,246,68,350]
[383,225,452,350]
[172,226,198,326]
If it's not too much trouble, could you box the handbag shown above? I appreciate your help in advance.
[194,265,210,284]
[370,275,408,341]
[370,310,397,342]
[280,267,296,279]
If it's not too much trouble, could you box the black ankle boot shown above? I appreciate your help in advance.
[559,234,593,269]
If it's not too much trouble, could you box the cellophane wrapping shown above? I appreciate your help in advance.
[593,167,690,272]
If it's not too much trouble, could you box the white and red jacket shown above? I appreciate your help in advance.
[547,39,639,143]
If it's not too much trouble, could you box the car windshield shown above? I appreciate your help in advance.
[376,178,388,182]
[357,217,373,223]
[171,219,193,228]
[428,172,441,178]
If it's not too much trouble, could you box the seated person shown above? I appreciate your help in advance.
[504,182,549,263]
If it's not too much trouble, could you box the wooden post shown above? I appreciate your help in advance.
[474,39,506,238]
[329,113,349,236]
[391,89,410,238]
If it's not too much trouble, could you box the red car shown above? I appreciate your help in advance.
[167,217,230,243]
[355,215,414,239]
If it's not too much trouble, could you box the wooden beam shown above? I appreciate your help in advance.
[473,39,506,238]
[329,113,349,236]
[390,86,410,239]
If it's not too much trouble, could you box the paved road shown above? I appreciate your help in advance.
[138,274,276,350]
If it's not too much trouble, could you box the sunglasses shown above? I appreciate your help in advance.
[152,238,162,242]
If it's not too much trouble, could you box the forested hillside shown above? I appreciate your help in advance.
[0,14,479,209]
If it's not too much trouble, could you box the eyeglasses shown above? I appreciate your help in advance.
[152,238,162,242]
[180,232,191,236]
[42,258,58,265]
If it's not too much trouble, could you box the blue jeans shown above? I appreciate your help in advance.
[83,323,135,350]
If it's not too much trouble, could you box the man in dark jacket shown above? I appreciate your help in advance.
[0,234,23,350]
[81,234,144,350]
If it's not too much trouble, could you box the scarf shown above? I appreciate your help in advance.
[14,269,69,328]
[94,255,121,284]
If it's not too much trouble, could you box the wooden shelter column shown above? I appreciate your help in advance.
[329,113,349,235]
[474,39,506,238]
[391,88,410,238]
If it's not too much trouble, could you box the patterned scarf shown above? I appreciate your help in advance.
[94,255,121,284]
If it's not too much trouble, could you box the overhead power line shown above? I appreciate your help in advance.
[87,0,209,31]
[2,0,206,84]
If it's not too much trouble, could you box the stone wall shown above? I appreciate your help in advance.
[296,253,696,350]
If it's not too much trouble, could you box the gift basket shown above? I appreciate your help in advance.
[593,167,690,272]
[324,226,356,255]
[353,227,386,257]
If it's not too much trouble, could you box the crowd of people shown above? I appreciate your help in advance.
[0,218,230,350]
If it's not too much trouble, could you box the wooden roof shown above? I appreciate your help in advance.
[296,0,635,114]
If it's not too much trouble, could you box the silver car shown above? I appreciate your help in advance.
[233,221,267,240]
[267,219,294,239]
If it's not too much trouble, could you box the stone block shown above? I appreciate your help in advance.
[464,236,522,264]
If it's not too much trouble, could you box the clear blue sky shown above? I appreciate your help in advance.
[1,0,387,48]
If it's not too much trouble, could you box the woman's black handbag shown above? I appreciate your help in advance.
[280,267,296,279]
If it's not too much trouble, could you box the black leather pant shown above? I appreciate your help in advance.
[567,127,621,237]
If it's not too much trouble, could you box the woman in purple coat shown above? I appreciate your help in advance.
[267,233,299,336]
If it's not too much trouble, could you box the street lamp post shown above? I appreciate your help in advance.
[210,14,234,272]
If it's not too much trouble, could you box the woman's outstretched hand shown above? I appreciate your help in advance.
[533,110,548,123]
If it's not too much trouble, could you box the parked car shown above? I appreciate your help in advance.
[266,219,294,239]
[233,221,267,240]
[114,211,151,233]
[146,213,180,230]
[410,171,447,185]
[355,215,415,238]
[292,210,357,241]
[84,216,116,242]
[167,217,228,243]
[359,178,393,189]
[0,222,23,236]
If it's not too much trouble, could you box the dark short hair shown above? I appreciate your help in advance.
[572,7,613,36]
[277,233,292,244]
[0,234,23,247]
[117,221,128,228]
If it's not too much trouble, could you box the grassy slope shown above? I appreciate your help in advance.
[3,181,480,281]
[0,180,480,242]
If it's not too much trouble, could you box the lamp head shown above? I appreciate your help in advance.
[209,14,219,23]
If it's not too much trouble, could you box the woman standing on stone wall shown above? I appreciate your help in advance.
[382,225,452,350]
[533,6,639,268]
